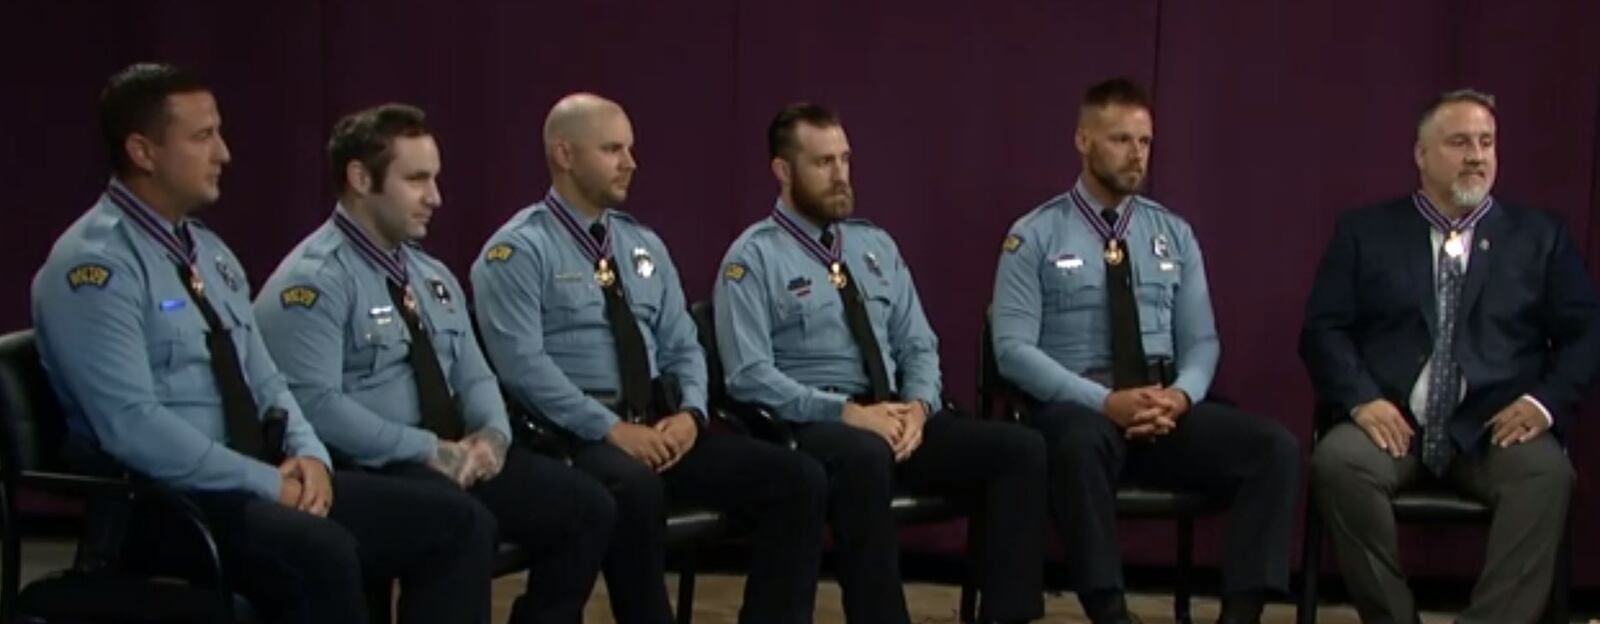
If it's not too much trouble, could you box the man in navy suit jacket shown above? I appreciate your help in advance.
[1300,89,1600,624]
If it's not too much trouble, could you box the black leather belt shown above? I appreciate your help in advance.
[1084,356,1176,387]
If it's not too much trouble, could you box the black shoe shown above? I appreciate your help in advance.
[1079,589,1135,624]
[1217,590,1267,624]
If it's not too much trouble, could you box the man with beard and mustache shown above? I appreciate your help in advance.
[255,103,618,623]
[32,64,495,623]
[990,78,1298,624]
[715,102,1048,624]
[1301,90,1600,623]
[472,93,826,624]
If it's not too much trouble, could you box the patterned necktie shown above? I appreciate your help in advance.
[1421,242,1464,476]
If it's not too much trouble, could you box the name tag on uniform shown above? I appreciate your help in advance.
[1053,254,1083,270]
[369,305,396,325]
[159,299,187,312]
[555,272,586,282]
[1158,261,1177,272]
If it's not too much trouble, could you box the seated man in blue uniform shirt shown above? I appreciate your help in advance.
[471,93,826,624]
[990,78,1298,624]
[256,103,615,624]
[714,102,1048,624]
[31,63,493,624]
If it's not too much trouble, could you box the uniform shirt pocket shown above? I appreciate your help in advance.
[544,278,604,345]
[1041,261,1105,336]
[1134,265,1180,334]
[145,304,209,399]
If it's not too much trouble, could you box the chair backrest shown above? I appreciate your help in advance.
[688,301,729,406]
[0,330,69,478]
[977,307,1025,420]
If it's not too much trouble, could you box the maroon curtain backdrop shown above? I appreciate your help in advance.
[4,0,1598,585]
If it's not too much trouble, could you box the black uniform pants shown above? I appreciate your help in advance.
[183,470,496,624]
[793,411,1047,623]
[377,446,614,624]
[571,430,827,624]
[1026,400,1299,596]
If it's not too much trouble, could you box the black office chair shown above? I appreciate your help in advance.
[1294,403,1570,624]
[977,309,1222,624]
[0,329,257,623]
[688,300,981,622]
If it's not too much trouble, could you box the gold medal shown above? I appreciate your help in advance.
[595,257,617,287]
[828,261,848,289]
[1103,240,1125,266]
[187,264,205,295]
[1443,231,1465,258]
[401,287,419,314]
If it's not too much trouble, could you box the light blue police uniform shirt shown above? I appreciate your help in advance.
[31,181,330,501]
[990,178,1219,410]
[254,207,510,467]
[470,190,706,441]
[713,200,942,423]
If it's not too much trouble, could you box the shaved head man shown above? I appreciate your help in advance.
[473,93,827,624]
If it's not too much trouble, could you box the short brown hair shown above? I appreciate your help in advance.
[1082,78,1152,114]
[767,103,841,160]
[99,63,210,175]
[327,103,431,193]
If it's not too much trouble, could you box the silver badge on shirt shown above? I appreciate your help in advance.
[864,252,883,278]
[1152,234,1171,259]
[215,257,241,292]
[632,247,655,279]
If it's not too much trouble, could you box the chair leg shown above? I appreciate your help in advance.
[1296,495,1324,624]
[960,514,983,623]
[365,576,393,624]
[675,553,697,624]
[1175,516,1194,624]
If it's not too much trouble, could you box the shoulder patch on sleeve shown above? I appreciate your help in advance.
[66,263,112,290]
[485,243,515,263]
[1003,234,1024,253]
[280,285,319,308]
[723,263,747,282]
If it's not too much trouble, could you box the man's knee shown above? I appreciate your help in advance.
[978,421,1048,474]
[1310,424,1397,495]
[594,459,667,519]
[1029,402,1119,466]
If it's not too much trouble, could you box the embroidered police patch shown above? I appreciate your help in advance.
[485,244,514,263]
[280,286,319,308]
[723,263,747,282]
[1003,234,1024,253]
[66,264,111,290]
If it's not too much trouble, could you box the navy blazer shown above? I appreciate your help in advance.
[1299,195,1600,452]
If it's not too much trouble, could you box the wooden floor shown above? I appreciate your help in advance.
[12,538,1473,622]
[541,572,1456,623]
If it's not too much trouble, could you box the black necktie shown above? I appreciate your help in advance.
[591,221,654,419]
[172,226,264,459]
[387,280,465,440]
[821,229,892,402]
[1102,208,1148,389]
